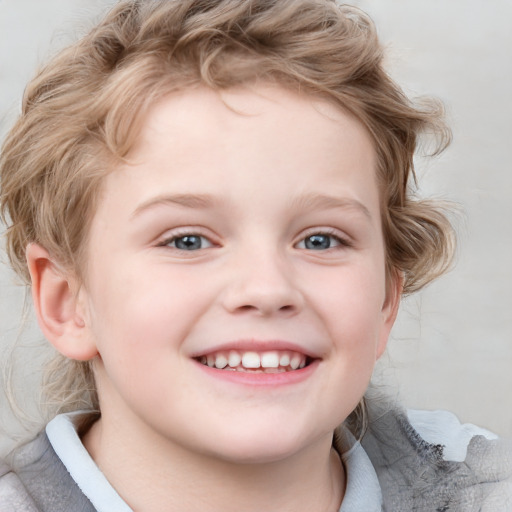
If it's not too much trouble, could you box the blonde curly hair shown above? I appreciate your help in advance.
[0,0,454,420]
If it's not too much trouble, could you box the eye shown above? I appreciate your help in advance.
[296,232,347,250]
[164,234,213,251]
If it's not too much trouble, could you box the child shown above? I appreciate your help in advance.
[0,0,510,510]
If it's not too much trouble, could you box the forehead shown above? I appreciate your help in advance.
[128,86,375,180]
[93,84,380,225]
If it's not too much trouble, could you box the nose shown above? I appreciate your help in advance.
[220,249,304,317]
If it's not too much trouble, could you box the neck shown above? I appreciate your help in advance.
[83,413,345,512]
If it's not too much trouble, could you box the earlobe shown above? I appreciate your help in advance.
[26,243,98,361]
[376,270,404,359]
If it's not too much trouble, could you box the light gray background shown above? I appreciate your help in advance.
[1,0,511,453]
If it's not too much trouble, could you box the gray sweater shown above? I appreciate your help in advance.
[1,405,511,511]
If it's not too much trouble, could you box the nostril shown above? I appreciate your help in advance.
[232,303,297,316]
[222,285,304,316]
[238,305,258,312]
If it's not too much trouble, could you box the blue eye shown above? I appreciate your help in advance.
[298,233,344,250]
[166,235,212,251]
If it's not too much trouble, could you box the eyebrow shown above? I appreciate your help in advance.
[290,194,372,220]
[131,193,218,218]
[131,192,372,220]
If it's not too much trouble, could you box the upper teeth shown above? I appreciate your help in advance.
[199,350,307,371]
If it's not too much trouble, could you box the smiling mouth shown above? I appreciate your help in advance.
[195,350,314,373]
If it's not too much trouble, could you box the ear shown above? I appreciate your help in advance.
[376,270,403,359]
[26,243,98,361]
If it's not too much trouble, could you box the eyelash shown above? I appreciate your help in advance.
[158,228,351,252]
[158,228,215,252]
[295,229,352,251]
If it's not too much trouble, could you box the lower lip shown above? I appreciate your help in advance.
[194,359,319,387]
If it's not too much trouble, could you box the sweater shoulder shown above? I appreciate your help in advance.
[2,432,95,512]
[0,456,40,511]
[362,402,512,511]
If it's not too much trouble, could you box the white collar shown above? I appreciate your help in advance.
[46,412,132,512]
[47,412,383,512]
[336,427,383,512]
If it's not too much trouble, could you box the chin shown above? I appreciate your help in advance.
[198,426,318,465]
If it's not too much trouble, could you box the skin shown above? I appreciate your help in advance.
[28,84,401,512]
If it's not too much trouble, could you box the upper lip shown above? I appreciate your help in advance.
[189,340,322,359]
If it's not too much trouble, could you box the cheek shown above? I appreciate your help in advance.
[87,263,213,359]
[314,264,388,363]
[322,261,385,318]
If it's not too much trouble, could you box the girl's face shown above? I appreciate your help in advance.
[80,85,400,463]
